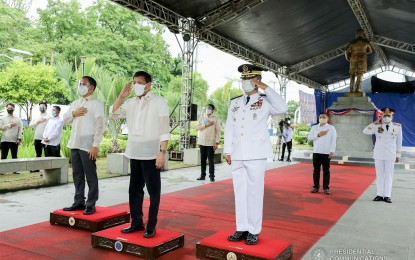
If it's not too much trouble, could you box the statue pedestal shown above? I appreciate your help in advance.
[329,96,375,158]
[344,91,364,97]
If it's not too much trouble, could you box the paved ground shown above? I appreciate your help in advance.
[1,148,414,260]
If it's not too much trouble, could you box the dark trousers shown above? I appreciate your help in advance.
[34,139,45,157]
[45,144,61,157]
[129,159,161,231]
[281,140,292,160]
[1,142,18,159]
[312,153,331,190]
[200,145,215,178]
[71,149,98,207]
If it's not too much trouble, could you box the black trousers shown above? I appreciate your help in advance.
[200,145,215,178]
[45,144,61,157]
[281,140,292,160]
[312,153,331,190]
[129,159,161,231]
[34,139,45,157]
[1,142,18,159]
[71,149,98,207]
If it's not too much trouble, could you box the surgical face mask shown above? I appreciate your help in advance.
[382,116,392,123]
[52,110,57,117]
[133,83,146,96]
[241,80,255,93]
[77,84,88,96]
[7,109,14,114]
[319,118,327,124]
[206,108,212,115]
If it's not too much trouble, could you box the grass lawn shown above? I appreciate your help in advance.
[0,158,197,193]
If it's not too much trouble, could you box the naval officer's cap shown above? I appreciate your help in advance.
[238,64,267,79]
[381,108,395,115]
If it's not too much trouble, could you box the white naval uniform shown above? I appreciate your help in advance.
[363,122,403,197]
[224,87,287,234]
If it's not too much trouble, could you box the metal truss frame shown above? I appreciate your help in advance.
[373,35,415,55]
[196,0,268,31]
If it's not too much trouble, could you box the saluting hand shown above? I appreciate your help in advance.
[119,82,132,99]
[374,117,382,125]
[318,130,328,137]
[250,78,267,90]
[73,107,88,117]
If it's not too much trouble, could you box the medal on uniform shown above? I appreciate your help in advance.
[253,113,257,120]
[233,117,236,122]
[377,126,384,133]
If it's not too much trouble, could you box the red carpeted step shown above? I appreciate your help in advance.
[50,206,130,231]
[92,223,184,259]
[196,231,293,260]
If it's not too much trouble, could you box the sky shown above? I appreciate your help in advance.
[28,0,404,102]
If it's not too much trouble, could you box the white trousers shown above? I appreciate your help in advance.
[231,159,266,234]
[374,160,395,197]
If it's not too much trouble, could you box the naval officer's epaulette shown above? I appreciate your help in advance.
[393,122,401,126]
[230,95,243,100]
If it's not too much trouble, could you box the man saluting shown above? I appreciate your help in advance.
[224,64,287,245]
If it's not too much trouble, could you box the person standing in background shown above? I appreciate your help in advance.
[195,104,221,182]
[42,106,64,157]
[0,103,23,174]
[29,101,52,171]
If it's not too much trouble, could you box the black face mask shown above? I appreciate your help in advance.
[7,109,14,114]
[40,108,46,113]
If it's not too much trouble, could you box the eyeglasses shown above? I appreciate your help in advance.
[79,81,91,87]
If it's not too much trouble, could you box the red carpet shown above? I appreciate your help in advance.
[0,162,375,259]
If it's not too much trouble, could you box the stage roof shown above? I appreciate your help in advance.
[110,0,415,89]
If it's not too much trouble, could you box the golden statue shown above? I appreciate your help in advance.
[345,29,373,94]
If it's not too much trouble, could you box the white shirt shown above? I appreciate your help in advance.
[308,123,337,154]
[29,113,52,140]
[63,95,105,152]
[282,126,293,142]
[363,122,402,161]
[195,114,221,146]
[0,114,23,142]
[42,116,64,146]
[110,92,170,160]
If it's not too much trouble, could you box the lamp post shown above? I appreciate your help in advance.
[80,56,86,76]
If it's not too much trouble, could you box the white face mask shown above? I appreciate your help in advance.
[241,80,255,93]
[206,108,212,115]
[382,116,392,123]
[133,83,146,96]
[319,118,327,124]
[77,85,88,96]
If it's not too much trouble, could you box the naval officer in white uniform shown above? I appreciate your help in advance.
[224,64,287,245]
[363,108,402,203]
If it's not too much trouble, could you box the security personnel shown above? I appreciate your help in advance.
[363,108,402,203]
[224,64,287,245]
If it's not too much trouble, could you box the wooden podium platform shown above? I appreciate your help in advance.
[50,206,130,232]
[196,231,293,260]
[92,223,185,259]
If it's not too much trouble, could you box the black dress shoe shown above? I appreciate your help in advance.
[121,225,145,233]
[227,231,248,241]
[286,159,291,162]
[383,197,392,203]
[197,177,205,180]
[83,206,96,215]
[323,189,331,195]
[278,158,283,161]
[310,188,319,193]
[143,229,156,238]
[373,196,383,201]
[210,178,215,182]
[245,233,259,245]
[63,203,86,211]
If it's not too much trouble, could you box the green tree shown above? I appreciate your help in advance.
[0,60,67,121]
[209,80,243,122]
[286,100,299,121]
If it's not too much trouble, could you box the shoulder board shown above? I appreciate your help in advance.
[230,95,243,101]
[393,123,401,126]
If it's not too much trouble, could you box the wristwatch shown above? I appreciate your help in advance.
[160,149,167,153]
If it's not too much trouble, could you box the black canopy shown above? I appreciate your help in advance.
[110,0,415,89]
